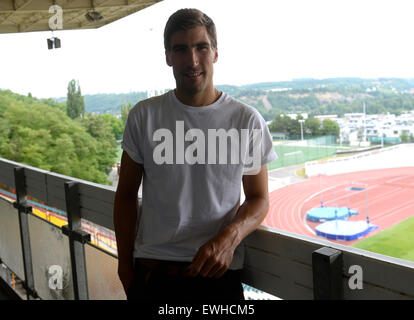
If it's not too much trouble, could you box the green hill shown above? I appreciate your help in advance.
[53,78,414,121]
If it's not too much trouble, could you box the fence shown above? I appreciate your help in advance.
[1,157,414,300]
[305,144,414,177]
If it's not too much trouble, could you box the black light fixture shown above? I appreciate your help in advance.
[85,11,103,22]
[54,37,61,48]
[47,38,54,50]
[47,37,61,50]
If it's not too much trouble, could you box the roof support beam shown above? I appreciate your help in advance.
[0,0,160,33]
[13,0,33,11]
[0,0,159,13]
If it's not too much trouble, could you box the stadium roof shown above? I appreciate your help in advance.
[0,0,162,34]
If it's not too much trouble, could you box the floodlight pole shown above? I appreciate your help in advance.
[299,119,305,141]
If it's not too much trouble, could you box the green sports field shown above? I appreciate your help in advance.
[267,144,337,171]
[352,216,414,262]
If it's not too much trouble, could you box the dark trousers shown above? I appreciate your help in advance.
[127,259,245,301]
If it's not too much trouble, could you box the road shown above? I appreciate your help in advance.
[267,164,307,192]
[269,164,305,181]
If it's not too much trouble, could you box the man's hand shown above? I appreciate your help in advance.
[186,227,238,278]
[186,164,270,279]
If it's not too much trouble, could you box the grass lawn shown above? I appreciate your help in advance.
[268,145,337,170]
[352,216,414,262]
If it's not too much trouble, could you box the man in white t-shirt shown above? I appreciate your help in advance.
[114,8,277,300]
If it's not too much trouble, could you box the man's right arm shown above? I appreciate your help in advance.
[113,151,143,292]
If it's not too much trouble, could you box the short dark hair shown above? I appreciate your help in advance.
[164,8,217,51]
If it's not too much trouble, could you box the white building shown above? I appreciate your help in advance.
[340,111,414,145]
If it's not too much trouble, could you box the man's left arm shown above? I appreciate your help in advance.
[186,164,269,278]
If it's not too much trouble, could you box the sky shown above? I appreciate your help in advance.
[1,0,414,99]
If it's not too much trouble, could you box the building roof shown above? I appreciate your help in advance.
[0,0,161,34]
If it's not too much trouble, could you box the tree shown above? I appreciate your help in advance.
[304,118,321,137]
[269,114,301,139]
[269,115,289,133]
[0,89,113,185]
[101,113,124,140]
[79,114,118,174]
[66,79,85,119]
[121,100,132,126]
[321,119,340,137]
[400,132,410,143]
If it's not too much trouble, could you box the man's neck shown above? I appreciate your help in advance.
[174,87,221,107]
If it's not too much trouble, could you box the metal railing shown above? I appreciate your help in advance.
[0,157,413,300]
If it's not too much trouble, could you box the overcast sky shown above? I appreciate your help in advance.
[1,0,414,99]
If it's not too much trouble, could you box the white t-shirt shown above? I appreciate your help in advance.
[122,90,277,269]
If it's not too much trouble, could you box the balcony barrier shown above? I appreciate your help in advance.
[0,157,413,300]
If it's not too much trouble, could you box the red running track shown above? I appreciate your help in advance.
[263,167,414,245]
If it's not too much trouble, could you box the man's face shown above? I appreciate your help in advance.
[166,25,218,96]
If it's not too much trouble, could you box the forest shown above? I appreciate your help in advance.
[0,82,125,185]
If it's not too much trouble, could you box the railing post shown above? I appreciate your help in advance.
[62,181,90,300]
[312,247,343,300]
[13,167,37,300]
